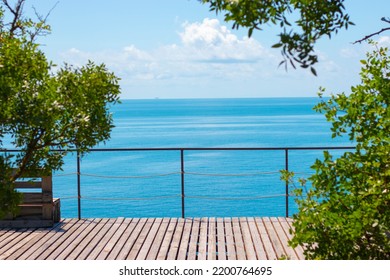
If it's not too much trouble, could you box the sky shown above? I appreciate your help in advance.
[17,0,390,99]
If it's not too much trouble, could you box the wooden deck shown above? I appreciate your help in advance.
[0,217,304,260]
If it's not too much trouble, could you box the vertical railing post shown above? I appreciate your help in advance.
[180,149,185,218]
[77,150,81,219]
[285,148,289,217]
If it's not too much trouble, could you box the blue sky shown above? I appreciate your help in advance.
[21,0,390,99]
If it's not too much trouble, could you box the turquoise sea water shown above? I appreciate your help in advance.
[27,98,356,217]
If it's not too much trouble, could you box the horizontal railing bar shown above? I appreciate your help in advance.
[1,145,356,219]
[2,146,356,153]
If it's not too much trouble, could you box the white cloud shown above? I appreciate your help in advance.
[181,18,235,46]
[58,18,354,98]
[178,18,269,63]
[61,45,151,66]
[60,18,276,88]
[60,45,156,81]
[378,36,390,48]
[123,45,152,61]
[339,47,360,58]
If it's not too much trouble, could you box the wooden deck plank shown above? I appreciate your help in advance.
[0,230,21,247]
[83,218,123,260]
[207,217,217,260]
[0,227,57,260]
[0,217,305,260]
[96,218,131,260]
[0,228,29,257]
[0,228,11,238]
[177,218,193,260]
[224,218,236,260]
[146,218,170,260]
[82,218,123,260]
[197,217,209,260]
[37,219,91,260]
[51,219,98,260]
[232,217,246,260]
[187,218,200,260]
[271,217,299,260]
[127,218,155,260]
[282,218,305,259]
[246,217,267,260]
[76,219,117,260]
[24,219,78,260]
[156,218,177,260]
[65,218,111,260]
[216,218,226,260]
[48,219,101,260]
[0,228,41,260]
[136,218,163,260]
[116,218,145,260]
[28,219,89,260]
[4,223,63,260]
[255,217,277,260]
[8,222,68,260]
[0,228,31,254]
[239,217,257,260]
[262,217,286,259]
[166,218,183,260]
[105,218,137,260]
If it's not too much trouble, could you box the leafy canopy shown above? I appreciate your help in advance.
[202,0,354,75]
[0,1,121,218]
[283,44,390,259]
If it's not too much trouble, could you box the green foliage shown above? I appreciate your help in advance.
[0,2,121,218]
[0,155,21,218]
[202,0,353,73]
[285,44,390,259]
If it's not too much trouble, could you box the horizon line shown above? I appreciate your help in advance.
[119,96,329,101]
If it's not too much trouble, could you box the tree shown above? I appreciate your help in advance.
[283,44,390,259]
[0,0,121,218]
[202,0,354,75]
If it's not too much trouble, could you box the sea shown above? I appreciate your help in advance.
[9,98,355,218]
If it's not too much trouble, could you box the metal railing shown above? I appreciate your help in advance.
[3,146,356,218]
[77,146,355,218]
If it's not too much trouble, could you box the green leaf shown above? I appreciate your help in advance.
[248,27,253,37]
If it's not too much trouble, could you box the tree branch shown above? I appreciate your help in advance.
[2,0,25,36]
[354,27,390,44]
[29,1,59,41]
[382,17,390,24]
[11,127,45,180]
[2,0,58,41]
[354,17,390,44]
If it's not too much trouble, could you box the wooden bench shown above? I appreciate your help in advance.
[0,171,60,228]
